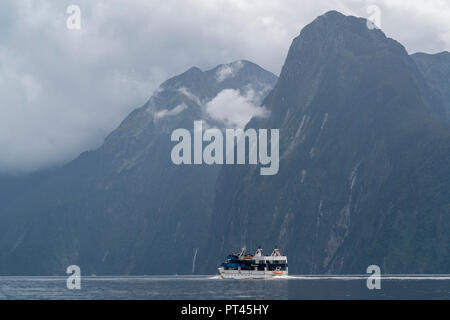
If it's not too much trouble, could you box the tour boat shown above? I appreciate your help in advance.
[218,246,288,279]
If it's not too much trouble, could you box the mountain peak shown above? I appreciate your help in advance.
[299,9,385,39]
[277,10,407,94]
[207,11,450,275]
[260,9,440,128]
[186,66,203,73]
[217,59,257,69]
[159,60,277,92]
[320,10,346,19]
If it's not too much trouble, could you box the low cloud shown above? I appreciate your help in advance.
[205,89,269,129]
[177,87,203,106]
[154,103,188,120]
[0,0,448,173]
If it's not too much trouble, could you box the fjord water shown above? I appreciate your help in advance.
[1,276,449,300]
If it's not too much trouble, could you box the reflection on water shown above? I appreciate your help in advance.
[0,275,449,300]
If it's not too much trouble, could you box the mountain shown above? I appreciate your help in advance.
[1,10,449,277]
[202,11,450,274]
[412,51,450,120]
[0,60,277,275]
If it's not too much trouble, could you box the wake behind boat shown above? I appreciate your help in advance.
[218,247,288,279]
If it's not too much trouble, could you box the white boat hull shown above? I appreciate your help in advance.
[218,267,288,279]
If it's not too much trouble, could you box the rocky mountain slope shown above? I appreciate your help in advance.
[0,61,277,275]
[202,11,450,274]
[1,10,449,276]
[412,51,450,120]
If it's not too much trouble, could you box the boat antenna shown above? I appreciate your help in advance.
[239,246,246,258]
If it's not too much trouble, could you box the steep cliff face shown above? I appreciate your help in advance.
[203,11,450,274]
[0,61,277,275]
[412,51,450,120]
[1,10,448,276]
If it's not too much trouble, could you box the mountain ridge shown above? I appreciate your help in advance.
[0,10,449,276]
[202,10,450,274]
[0,60,277,275]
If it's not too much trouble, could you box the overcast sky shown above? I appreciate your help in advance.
[1,0,449,173]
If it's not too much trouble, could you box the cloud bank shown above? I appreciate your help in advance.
[0,0,448,172]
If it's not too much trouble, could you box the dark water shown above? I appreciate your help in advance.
[0,275,449,300]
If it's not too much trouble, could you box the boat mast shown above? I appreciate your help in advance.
[238,246,246,259]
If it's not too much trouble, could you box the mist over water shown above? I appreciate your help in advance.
[1,276,449,300]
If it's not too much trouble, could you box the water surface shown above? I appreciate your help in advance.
[0,275,449,300]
